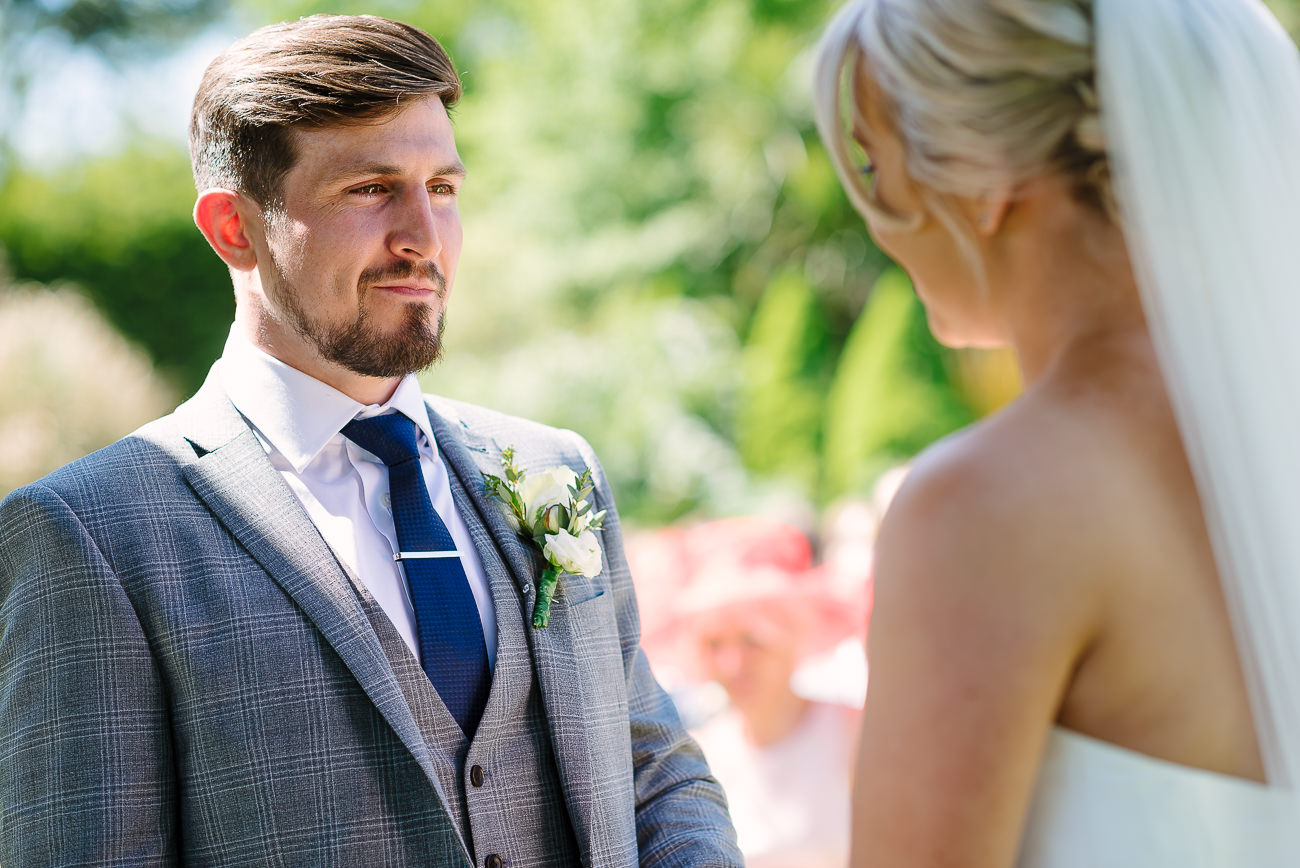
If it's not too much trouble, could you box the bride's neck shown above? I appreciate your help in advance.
[998,202,1146,385]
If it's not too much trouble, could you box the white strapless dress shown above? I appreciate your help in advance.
[1017,727,1300,867]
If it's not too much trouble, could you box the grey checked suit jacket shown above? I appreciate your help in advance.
[0,371,743,867]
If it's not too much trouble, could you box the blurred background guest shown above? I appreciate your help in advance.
[630,516,866,868]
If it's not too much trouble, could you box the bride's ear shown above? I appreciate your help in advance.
[974,189,1013,237]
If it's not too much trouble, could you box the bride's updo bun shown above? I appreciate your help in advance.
[815,0,1116,228]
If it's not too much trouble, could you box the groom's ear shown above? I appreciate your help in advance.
[194,189,260,272]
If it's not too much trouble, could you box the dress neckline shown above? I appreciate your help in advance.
[1049,726,1275,794]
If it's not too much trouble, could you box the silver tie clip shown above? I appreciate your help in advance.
[393,551,462,562]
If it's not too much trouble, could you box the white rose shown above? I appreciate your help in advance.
[543,528,603,578]
[520,466,579,518]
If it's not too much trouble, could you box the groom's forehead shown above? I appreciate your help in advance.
[282,100,465,189]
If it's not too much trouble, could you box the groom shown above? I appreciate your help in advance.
[0,14,741,867]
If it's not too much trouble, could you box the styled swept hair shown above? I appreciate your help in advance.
[189,14,461,207]
[814,0,1112,228]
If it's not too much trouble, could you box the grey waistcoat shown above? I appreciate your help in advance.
[351,472,581,868]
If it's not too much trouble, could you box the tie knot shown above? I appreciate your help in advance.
[341,413,421,467]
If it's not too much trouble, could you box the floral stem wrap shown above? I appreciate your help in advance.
[534,567,561,628]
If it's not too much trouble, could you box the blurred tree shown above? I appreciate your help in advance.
[0,277,178,497]
[0,146,232,392]
[1,0,222,47]
[343,0,969,515]
[736,268,827,489]
[0,0,225,172]
[0,0,982,517]
[22,0,1265,517]
[822,270,974,501]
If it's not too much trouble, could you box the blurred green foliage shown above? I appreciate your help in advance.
[737,268,829,487]
[0,0,969,521]
[0,147,232,389]
[0,281,177,494]
[0,0,225,177]
[824,271,971,500]
[0,0,222,48]
[16,0,1291,518]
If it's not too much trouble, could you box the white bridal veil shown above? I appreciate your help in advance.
[1096,0,1300,789]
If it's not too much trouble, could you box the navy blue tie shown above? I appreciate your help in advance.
[342,412,490,735]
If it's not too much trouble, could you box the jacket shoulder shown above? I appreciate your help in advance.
[424,394,588,451]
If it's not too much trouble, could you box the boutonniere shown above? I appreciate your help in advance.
[483,447,606,627]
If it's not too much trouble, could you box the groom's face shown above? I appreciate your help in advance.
[251,94,465,379]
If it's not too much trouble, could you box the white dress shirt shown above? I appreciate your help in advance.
[217,328,497,667]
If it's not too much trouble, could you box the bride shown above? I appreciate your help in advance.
[813,0,1300,864]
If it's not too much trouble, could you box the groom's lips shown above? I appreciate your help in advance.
[372,283,439,298]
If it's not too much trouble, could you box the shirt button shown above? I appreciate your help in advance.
[485,855,502,868]
[382,493,392,509]
[470,764,485,787]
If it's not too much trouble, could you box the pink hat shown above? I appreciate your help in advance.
[630,517,869,673]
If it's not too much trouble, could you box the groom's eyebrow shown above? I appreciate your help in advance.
[324,161,468,185]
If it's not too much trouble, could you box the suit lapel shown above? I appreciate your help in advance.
[174,375,451,813]
[425,403,539,600]
[428,401,604,861]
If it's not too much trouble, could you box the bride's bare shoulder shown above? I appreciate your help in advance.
[853,385,1162,865]
[873,384,1152,644]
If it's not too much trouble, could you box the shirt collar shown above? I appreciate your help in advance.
[217,326,437,473]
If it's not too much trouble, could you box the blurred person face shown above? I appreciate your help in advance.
[698,614,802,712]
[246,95,464,382]
[851,60,1005,348]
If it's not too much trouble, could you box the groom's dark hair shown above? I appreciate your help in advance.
[189,14,460,208]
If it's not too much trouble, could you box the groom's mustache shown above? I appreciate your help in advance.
[359,261,446,296]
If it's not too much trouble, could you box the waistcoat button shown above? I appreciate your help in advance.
[470,764,485,787]
[485,854,502,868]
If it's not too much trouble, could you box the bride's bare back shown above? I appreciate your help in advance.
[856,309,1263,867]
[1036,345,1260,779]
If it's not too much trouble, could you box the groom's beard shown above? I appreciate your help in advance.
[266,256,448,378]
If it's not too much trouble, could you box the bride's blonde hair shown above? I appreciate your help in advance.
[814,0,1115,233]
